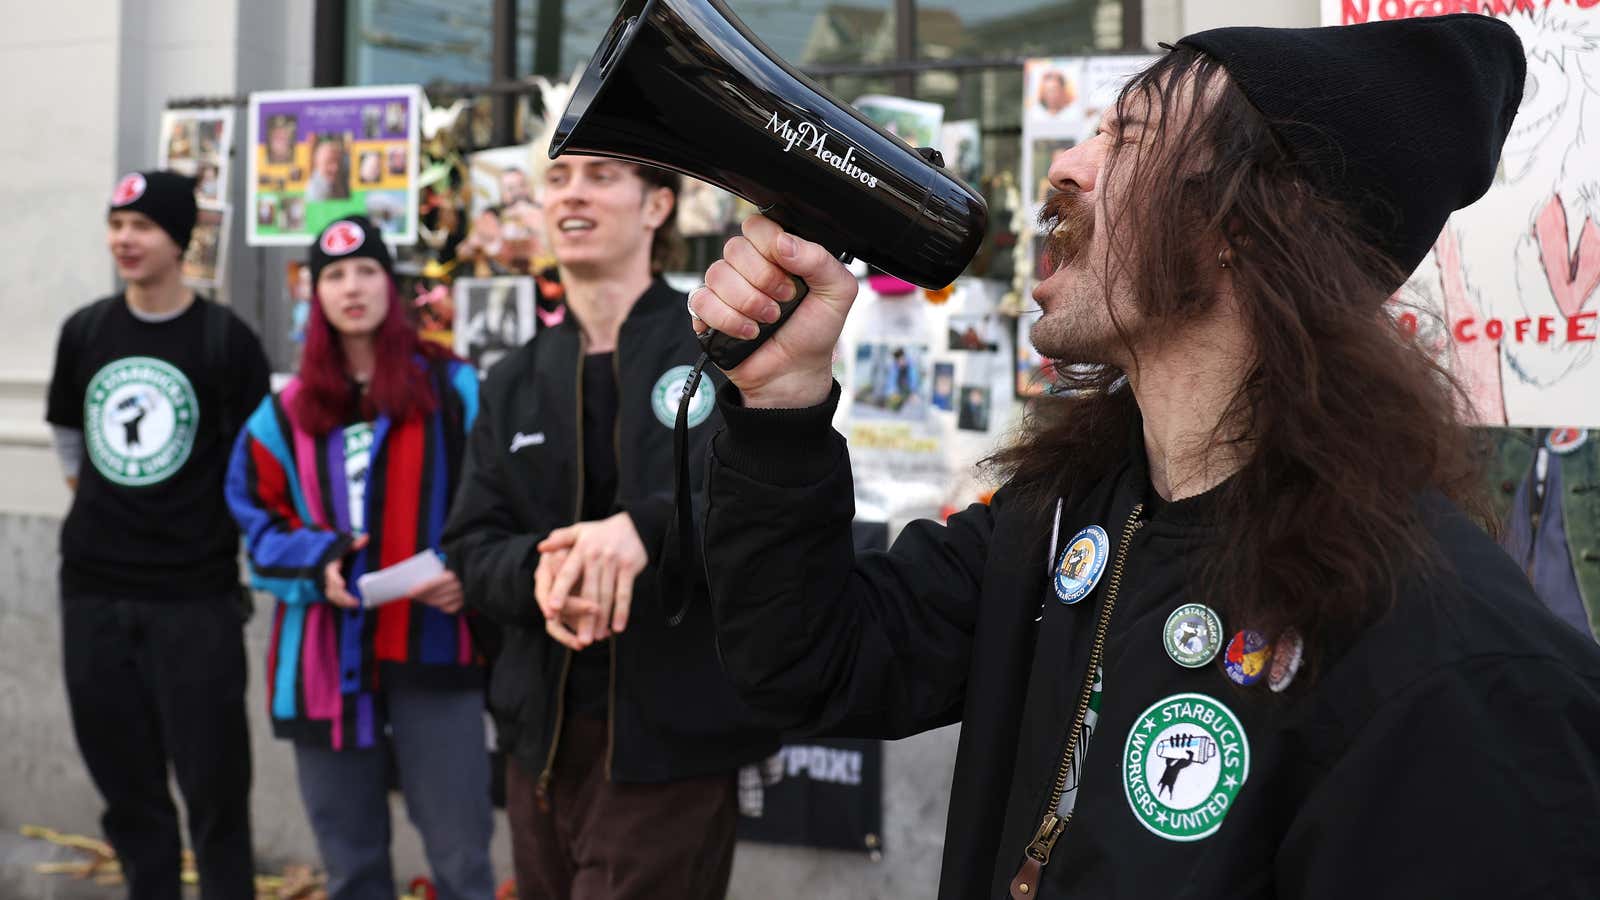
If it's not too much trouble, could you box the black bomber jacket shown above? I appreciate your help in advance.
[443,279,779,785]
[703,380,1600,899]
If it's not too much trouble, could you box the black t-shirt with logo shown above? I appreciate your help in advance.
[46,296,272,599]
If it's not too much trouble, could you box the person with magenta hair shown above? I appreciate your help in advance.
[225,216,495,900]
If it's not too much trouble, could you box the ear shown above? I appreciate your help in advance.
[641,185,675,231]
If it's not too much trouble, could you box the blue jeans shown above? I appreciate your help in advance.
[293,686,495,900]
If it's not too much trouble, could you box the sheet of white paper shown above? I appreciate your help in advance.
[356,549,444,608]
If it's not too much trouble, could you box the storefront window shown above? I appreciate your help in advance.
[914,0,1120,60]
[514,0,896,81]
[727,0,897,66]
[518,0,605,78]
[346,0,495,85]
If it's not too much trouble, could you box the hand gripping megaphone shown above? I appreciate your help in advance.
[549,0,989,370]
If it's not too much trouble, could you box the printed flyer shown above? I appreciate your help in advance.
[247,85,421,246]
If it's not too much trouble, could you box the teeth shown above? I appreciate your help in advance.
[559,219,594,232]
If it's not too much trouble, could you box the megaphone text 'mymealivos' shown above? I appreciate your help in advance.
[550,0,987,370]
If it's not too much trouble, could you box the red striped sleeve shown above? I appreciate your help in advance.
[249,437,304,529]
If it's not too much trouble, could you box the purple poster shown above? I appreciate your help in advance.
[247,85,421,246]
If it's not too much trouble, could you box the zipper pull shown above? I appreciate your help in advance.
[535,770,553,813]
[1009,857,1042,899]
[1010,813,1064,898]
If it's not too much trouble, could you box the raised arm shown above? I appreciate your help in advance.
[690,215,991,739]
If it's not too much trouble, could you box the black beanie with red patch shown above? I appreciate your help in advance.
[108,170,198,252]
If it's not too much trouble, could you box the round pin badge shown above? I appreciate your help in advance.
[1267,630,1304,693]
[1053,525,1110,604]
[1224,630,1271,686]
[321,220,366,256]
[1546,428,1588,455]
[650,364,714,429]
[1163,604,1223,668]
[111,173,147,207]
[1122,692,1250,842]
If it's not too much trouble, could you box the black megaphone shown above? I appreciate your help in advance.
[550,0,988,370]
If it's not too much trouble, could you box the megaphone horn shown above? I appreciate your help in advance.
[551,0,988,370]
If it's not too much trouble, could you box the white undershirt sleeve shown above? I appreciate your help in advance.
[52,426,85,480]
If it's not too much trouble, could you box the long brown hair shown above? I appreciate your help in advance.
[989,48,1488,658]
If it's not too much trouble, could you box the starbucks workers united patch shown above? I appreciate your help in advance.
[84,356,199,487]
[1122,692,1250,842]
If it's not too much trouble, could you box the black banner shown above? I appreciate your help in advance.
[736,738,884,854]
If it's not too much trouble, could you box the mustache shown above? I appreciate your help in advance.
[1038,189,1094,273]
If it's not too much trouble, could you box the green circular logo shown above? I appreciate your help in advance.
[1164,603,1224,668]
[84,356,199,486]
[651,365,713,429]
[1122,692,1250,842]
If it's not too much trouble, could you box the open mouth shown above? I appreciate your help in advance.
[558,218,596,234]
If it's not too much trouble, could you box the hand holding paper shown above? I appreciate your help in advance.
[355,548,446,608]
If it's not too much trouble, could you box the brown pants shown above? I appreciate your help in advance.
[504,716,738,900]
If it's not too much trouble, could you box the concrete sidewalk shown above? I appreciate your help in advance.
[0,829,167,900]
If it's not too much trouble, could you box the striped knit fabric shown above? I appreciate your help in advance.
[225,357,481,750]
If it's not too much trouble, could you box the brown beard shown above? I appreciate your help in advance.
[1039,188,1094,274]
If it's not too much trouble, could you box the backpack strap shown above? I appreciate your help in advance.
[201,299,237,442]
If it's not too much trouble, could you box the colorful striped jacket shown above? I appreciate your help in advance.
[225,357,483,750]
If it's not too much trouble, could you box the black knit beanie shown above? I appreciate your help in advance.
[309,215,395,285]
[109,170,198,252]
[1177,13,1525,279]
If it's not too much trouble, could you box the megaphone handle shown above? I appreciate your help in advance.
[697,274,810,371]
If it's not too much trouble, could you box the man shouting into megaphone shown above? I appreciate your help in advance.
[566,14,1600,900]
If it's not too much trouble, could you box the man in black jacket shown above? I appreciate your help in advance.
[442,157,776,900]
[684,15,1600,900]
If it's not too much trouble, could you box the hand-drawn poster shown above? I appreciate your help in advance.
[248,85,421,246]
[1323,2,1600,427]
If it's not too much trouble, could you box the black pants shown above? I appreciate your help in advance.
[61,588,255,900]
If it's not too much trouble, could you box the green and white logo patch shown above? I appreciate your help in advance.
[1122,692,1249,842]
[651,365,713,429]
[84,356,199,486]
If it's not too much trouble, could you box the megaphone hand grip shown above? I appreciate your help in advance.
[698,274,809,370]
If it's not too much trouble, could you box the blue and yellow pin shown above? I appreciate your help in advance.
[1054,525,1110,604]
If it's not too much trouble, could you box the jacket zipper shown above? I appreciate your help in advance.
[535,332,590,811]
[1010,504,1144,899]
[605,339,624,781]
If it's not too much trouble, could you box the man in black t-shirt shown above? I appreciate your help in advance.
[45,170,270,900]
